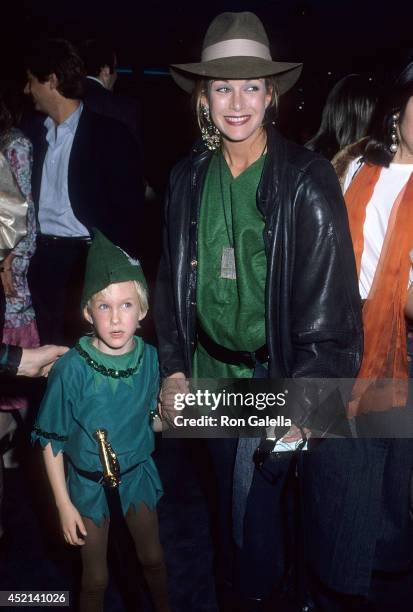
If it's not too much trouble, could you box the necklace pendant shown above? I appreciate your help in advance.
[221,247,237,279]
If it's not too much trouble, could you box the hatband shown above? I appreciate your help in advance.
[202,39,271,62]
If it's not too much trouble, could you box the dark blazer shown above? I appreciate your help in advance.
[83,78,141,144]
[29,106,144,257]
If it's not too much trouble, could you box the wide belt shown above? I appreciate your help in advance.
[197,324,268,369]
[37,234,91,248]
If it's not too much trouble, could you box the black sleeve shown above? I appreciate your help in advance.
[154,179,187,378]
[0,344,23,376]
[288,158,363,429]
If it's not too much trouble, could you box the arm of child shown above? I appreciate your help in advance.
[43,443,87,546]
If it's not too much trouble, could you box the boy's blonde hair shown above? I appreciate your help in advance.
[84,280,148,329]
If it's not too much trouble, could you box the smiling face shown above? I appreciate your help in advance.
[203,78,271,144]
[83,281,144,355]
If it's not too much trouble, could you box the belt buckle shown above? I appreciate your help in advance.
[240,351,256,369]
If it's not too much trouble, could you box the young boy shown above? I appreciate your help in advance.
[32,229,169,612]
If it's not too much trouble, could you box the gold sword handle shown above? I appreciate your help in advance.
[94,429,120,487]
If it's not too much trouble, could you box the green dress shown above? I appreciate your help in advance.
[194,150,267,379]
[31,336,163,526]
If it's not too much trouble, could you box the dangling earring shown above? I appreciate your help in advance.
[389,113,399,153]
[200,105,221,151]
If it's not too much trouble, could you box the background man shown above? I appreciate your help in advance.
[79,38,142,143]
[24,39,144,345]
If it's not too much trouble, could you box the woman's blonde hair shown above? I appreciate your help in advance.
[192,76,279,135]
[84,280,148,329]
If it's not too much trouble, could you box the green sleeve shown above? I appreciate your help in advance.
[31,363,71,456]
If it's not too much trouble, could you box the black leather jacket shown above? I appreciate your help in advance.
[155,127,362,421]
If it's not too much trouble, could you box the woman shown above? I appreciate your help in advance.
[155,11,362,611]
[0,90,39,410]
[0,91,40,485]
[305,73,377,161]
[0,143,66,540]
[329,62,413,612]
[341,62,413,398]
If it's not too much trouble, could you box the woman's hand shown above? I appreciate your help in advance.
[18,345,69,377]
[159,372,190,427]
[57,500,87,546]
[0,254,16,297]
[281,424,311,443]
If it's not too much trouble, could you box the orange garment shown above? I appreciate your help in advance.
[345,163,413,414]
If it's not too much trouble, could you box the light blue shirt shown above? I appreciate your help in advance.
[38,103,90,237]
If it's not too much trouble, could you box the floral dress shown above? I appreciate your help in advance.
[0,128,39,410]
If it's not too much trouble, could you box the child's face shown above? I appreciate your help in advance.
[84,281,144,355]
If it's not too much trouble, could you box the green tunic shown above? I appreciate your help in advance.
[31,336,163,526]
[194,151,267,378]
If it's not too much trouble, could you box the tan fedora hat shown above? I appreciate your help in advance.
[170,11,302,94]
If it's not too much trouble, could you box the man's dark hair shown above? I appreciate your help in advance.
[79,39,116,77]
[25,38,86,99]
[364,62,413,167]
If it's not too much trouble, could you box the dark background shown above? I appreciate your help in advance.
[1,0,413,192]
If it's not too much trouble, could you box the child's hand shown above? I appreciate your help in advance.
[159,372,189,427]
[58,501,87,546]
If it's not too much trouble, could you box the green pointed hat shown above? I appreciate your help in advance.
[81,229,147,309]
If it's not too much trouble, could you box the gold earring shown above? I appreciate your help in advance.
[200,105,221,151]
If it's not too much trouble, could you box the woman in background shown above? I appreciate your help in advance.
[306,73,377,160]
[0,88,39,478]
[0,88,39,413]
[335,62,413,612]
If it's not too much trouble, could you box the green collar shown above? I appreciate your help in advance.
[75,336,144,393]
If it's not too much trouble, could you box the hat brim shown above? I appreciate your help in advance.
[170,57,302,94]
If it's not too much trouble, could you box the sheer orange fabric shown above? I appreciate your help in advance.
[345,163,413,415]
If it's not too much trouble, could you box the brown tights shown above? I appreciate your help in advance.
[79,503,170,612]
